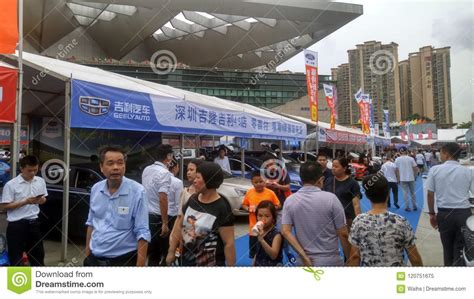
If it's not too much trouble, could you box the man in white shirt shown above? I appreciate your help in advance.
[0,155,48,266]
[214,146,231,174]
[415,150,425,175]
[395,147,418,211]
[424,151,433,169]
[427,143,474,266]
[380,156,400,209]
[142,144,173,265]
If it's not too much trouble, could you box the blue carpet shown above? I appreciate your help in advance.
[235,177,425,266]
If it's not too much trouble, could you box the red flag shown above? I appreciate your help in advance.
[0,0,18,54]
[400,131,406,140]
[323,84,336,129]
[304,50,318,122]
[0,66,18,123]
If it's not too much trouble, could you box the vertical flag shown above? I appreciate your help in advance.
[0,0,18,54]
[359,93,371,134]
[304,50,318,122]
[354,88,364,131]
[383,109,390,138]
[369,97,375,136]
[428,129,433,139]
[0,65,18,122]
[333,85,338,123]
[323,83,336,129]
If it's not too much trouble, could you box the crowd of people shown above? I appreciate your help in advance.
[0,142,472,267]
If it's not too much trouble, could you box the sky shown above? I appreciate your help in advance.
[277,0,473,124]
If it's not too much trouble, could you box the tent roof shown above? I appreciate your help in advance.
[437,129,468,142]
[0,61,16,69]
[410,139,438,146]
[3,52,305,139]
[279,114,366,135]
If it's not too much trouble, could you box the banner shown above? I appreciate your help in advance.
[333,85,338,123]
[318,127,327,142]
[0,0,18,54]
[383,109,390,138]
[304,49,318,122]
[0,65,18,123]
[0,124,27,145]
[357,93,371,135]
[369,98,375,136]
[71,79,306,140]
[323,83,336,129]
[325,129,365,145]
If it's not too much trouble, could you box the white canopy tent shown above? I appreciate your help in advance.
[1,51,307,261]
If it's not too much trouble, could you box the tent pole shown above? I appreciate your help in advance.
[61,79,71,262]
[11,0,24,178]
[241,140,245,179]
[333,143,336,159]
[303,140,307,162]
[315,123,320,154]
[179,134,184,181]
[279,140,283,160]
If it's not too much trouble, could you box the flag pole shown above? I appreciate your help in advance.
[11,0,23,177]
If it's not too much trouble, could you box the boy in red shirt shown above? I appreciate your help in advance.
[242,171,280,258]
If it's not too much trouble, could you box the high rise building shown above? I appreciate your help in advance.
[331,64,351,125]
[347,41,401,125]
[400,46,453,125]
[398,60,410,119]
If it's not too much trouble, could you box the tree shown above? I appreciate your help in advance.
[458,121,472,129]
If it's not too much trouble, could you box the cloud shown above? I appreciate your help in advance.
[432,13,473,51]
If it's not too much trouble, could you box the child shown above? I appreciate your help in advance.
[242,170,280,259]
[348,174,423,266]
[253,200,283,266]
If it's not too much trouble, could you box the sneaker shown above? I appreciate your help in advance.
[395,204,400,209]
[413,207,418,211]
[405,208,411,212]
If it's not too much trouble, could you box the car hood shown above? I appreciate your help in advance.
[222,177,252,188]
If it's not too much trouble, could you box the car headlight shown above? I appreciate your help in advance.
[234,188,247,197]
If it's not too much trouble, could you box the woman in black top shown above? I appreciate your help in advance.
[323,157,362,231]
[166,162,235,266]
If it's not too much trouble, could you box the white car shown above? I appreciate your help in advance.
[218,175,252,216]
